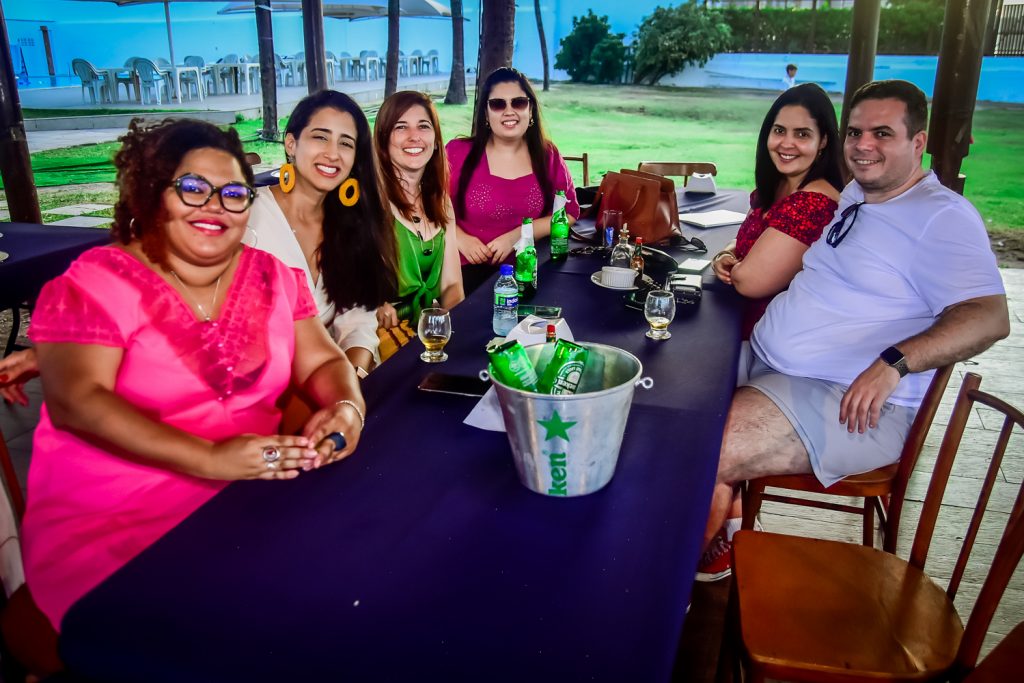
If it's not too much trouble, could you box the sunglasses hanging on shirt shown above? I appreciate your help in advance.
[826,201,865,247]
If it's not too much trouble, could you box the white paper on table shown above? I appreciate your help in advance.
[463,316,575,432]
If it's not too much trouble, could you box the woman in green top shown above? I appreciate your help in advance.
[374,91,464,359]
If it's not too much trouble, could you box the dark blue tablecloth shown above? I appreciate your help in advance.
[0,222,111,311]
[58,191,748,682]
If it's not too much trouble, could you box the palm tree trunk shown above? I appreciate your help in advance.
[445,0,467,104]
[385,0,399,97]
[534,0,549,91]
[478,0,515,84]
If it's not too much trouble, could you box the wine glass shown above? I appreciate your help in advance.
[418,307,451,363]
[644,290,675,340]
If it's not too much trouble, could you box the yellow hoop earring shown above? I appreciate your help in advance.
[279,162,296,193]
[339,177,360,207]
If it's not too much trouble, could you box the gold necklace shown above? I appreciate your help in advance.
[170,254,235,322]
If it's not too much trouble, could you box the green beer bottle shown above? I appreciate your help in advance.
[536,339,589,395]
[488,339,539,392]
[514,217,538,301]
[550,191,569,263]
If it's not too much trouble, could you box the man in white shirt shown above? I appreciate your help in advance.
[697,80,1009,582]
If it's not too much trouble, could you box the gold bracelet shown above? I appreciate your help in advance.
[335,399,365,430]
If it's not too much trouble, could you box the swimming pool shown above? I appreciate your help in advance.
[662,53,1024,104]
[17,75,81,90]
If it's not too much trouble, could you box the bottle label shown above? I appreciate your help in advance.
[495,292,519,309]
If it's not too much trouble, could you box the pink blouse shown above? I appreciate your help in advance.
[446,138,581,264]
[22,245,316,629]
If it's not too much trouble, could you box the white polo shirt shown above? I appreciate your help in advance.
[752,172,1004,407]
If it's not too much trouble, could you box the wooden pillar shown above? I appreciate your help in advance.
[301,0,327,93]
[929,0,994,194]
[839,0,882,143]
[255,0,279,141]
[0,4,41,224]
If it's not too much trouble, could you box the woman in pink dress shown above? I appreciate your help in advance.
[20,119,366,633]
[447,67,581,292]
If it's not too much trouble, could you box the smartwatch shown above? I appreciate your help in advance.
[880,346,909,378]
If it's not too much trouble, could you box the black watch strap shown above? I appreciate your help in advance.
[880,346,909,378]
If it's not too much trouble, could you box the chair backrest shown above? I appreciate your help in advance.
[564,152,590,187]
[359,50,371,60]
[132,58,162,83]
[908,372,1024,674]
[0,425,24,526]
[222,53,239,64]
[637,161,718,186]
[184,55,205,68]
[124,57,138,68]
[155,57,170,68]
[326,51,337,61]
[883,363,954,552]
[427,49,439,58]
[70,58,99,83]
[411,49,423,57]
[293,51,305,60]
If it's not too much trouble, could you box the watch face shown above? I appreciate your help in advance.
[880,346,905,365]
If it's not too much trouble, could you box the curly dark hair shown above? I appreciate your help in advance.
[374,90,450,227]
[753,83,844,209]
[284,90,397,311]
[111,118,253,267]
[453,67,555,221]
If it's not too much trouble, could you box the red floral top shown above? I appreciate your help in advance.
[735,190,838,340]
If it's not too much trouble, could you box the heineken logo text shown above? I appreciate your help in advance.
[548,452,567,495]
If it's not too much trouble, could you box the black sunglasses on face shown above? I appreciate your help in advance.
[487,97,530,113]
[172,173,255,214]
[826,201,865,247]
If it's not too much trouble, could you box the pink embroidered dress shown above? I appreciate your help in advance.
[22,245,317,630]
[446,138,581,265]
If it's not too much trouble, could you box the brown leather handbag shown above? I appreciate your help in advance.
[592,169,680,244]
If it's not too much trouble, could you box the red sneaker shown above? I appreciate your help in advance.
[695,529,732,582]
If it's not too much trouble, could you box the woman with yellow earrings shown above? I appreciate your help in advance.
[247,90,397,376]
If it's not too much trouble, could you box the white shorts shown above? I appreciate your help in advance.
[743,355,917,487]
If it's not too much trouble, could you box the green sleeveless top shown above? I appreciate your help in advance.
[394,218,444,322]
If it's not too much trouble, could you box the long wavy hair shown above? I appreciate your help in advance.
[374,91,451,227]
[453,67,554,220]
[753,83,844,209]
[112,118,253,268]
[284,90,396,311]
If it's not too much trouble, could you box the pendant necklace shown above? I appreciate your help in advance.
[170,253,235,322]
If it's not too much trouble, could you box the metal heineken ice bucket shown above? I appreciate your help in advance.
[485,342,653,497]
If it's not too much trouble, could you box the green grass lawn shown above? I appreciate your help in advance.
[14,83,1024,232]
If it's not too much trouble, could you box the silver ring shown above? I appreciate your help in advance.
[266,461,279,470]
[262,446,281,463]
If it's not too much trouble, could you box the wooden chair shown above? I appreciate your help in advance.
[0,426,23,523]
[726,372,1024,682]
[0,467,63,681]
[742,363,954,551]
[564,152,590,187]
[962,622,1024,682]
[636,161,717,186]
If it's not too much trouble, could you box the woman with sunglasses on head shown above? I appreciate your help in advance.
[698,83,844,584]
[20,119,365,634]
[248,90,396,376]
[447,67,581,293]
[373,91,464,360]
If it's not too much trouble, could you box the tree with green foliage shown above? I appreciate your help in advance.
[632,2,732,85]
[554,10,627,84]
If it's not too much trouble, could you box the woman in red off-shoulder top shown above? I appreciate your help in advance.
[698,84,844,583]
[712,83,845,342]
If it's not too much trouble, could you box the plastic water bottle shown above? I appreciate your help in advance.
[493,264,519,336]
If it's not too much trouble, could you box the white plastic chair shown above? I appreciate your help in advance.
[70,58,110,105]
